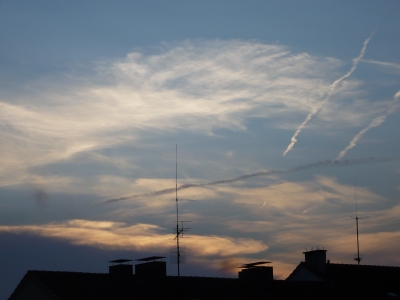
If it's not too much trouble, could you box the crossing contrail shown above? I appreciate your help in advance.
[283,32,375,156]
[335,90,400,161]
[104,156,398,204]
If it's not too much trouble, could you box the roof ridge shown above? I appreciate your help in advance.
[329,263,400,268]
[28,270,109,275]
[30,272,61,300]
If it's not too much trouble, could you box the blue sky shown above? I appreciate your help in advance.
[1,1,400,298]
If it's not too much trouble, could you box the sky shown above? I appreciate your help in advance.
[1,0,400,298]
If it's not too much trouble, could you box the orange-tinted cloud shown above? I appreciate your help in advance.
[0,219,267,258]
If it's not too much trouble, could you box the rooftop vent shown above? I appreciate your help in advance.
[109,259,133,276]
[135,256,166,279]
[238,261,273,283]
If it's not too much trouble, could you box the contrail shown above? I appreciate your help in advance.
[361,59,400,70]
[335,90,400,161]
[283,32,375,156]
[104,156,398,204]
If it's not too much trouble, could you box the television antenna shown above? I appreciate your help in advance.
[347,182,369,265]
[172,144,190,277]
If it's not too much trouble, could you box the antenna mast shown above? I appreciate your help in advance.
[354,182,361,265]
[172,145,190,278]
[175,144,180,277]
[352,182,368,265]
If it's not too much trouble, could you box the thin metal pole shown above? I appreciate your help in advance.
[176,144,180,277]
[355,182,361,265]
[356,216,360,265]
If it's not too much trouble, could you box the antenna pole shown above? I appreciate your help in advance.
[354,182,361,265]
[356,215,360,265]
[176,144,180,277]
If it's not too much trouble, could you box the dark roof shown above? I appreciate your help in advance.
[288,262,400,283]
[160,276,352,300]
[9,268,400,300]
[9,271,270,300]
[8,270,158,300]
[8,270,339,300]
[286,261,400,298]
[286,261,327,281]
[327,263,400,285]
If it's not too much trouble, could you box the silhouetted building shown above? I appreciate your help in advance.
[8,270,157,300]
[286,249,328,281]
[286,249,400,298]
[6,269,336,300]
[8,252,400,299]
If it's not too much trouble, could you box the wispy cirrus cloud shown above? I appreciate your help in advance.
[0,39,370,190]
[105,156,399,203]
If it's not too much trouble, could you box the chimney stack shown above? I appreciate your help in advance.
[135,256,166,280]
[303,249,327,273]
[109,259,133,276]
[238,261,273,285]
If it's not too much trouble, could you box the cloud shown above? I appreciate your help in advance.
[302,206,317,214]
[283,32,375,156]
[226,151,234,158]
[105,156,399,203]
[215,175,385,228]
[328,231,400,266]
[0,219,267,258]
[182,175,397,274]
[104,173,394,272]
[0,39,370,190]
[1,173,398,278]
[335,90,400,160]
[105,174,387,236]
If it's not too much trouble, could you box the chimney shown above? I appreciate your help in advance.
[109,259,133,275]
[303,249,327,273]
[238,261,273,285]
[135,256,166,280]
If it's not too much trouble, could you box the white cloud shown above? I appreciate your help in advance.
[0,39,383,192]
